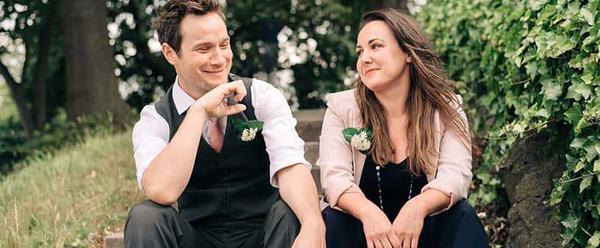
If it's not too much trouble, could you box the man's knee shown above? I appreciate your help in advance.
[268,200,298,223]
[125,200,178,231]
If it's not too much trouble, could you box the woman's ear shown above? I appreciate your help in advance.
[406,56,412,63]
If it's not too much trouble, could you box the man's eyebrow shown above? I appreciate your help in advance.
[192,41,212,49]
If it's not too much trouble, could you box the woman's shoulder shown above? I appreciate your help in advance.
[325,89,359,112]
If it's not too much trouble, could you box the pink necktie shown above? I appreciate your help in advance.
[209,118,224,153]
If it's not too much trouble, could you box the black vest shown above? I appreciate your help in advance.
[154,75,277,225]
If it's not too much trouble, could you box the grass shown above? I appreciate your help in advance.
[0,81,17,122]
[0,130,144,247]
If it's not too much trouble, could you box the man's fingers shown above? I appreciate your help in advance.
[223,104,247,116]
[226,80,246,102]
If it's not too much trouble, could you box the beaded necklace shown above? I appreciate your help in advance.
[374,164,414,211]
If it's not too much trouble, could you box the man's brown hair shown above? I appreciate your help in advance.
[152,0,225,53]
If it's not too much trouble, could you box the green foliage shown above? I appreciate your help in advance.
[418,0,600,246]
[0,112,118,176]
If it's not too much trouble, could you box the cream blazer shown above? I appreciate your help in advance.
[317,89,473,215]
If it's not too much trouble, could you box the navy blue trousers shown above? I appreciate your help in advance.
[322,200,488,248]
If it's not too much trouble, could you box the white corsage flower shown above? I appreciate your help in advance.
[350,131,372,151]
[343,127,374,154]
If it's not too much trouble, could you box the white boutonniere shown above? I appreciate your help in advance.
[343,127,373,154]
[226,94,263,142]
[231,114,263,142]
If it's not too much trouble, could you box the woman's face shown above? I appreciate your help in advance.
[356,20,411,93]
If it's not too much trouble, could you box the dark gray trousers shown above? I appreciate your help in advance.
[124,200,300,248]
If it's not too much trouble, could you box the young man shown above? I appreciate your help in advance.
[124,1,325,247]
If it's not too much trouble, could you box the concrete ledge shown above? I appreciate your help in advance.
[104,232,124,248]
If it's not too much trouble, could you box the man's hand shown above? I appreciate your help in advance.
[191,80,247,118]
[292,220,326,248]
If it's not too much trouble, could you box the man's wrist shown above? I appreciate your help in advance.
[189,101,208,119]
[300,217,325,230]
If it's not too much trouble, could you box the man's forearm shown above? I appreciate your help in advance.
[142,105,208,205]
[277,164,324,226]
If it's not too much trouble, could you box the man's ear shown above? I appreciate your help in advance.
[162,43,178,65]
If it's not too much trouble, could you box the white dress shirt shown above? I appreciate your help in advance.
[132,78,311,190]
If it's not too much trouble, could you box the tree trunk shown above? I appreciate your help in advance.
[32,0,59,130]
[0,61,34,138]
[60,0,132,124]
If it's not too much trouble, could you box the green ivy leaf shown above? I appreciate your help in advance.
[580,176,592,193]
[542,79,563,100]
[549,35,577,58]
[583,140,600,162]
[529,0,549,11]
[594,160,600,172]
[580,8,595,26]
[564,103,583,124]
[581,73,594,85]
[575,161,586,173]
[567,81,592,100]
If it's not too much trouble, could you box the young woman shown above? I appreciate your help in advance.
[318,8,488,248]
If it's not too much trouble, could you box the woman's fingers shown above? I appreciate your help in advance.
[411,236,419,248]
[367,238,375,248]
[388,233,402,248]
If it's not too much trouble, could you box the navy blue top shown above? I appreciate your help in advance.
[359,155,428,221]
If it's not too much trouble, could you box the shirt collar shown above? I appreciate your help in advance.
[172,77,195,115]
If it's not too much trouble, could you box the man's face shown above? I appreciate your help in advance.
[167,12,233,95]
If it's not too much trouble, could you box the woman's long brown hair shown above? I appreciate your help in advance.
[356,8,471,175]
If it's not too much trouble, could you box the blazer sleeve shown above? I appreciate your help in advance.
[421,95,473,214]
[317,98,364,208]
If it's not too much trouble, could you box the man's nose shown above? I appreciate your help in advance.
[209,48,227,66]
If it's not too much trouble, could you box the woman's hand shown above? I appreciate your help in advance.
[392,200,427,248]
[359,204,401,248]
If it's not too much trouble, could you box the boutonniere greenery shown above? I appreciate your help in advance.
[343,127,373,154]
[231,113,263,142]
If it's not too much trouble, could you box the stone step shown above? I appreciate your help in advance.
[293,109,325,142]
[104,232,123,248]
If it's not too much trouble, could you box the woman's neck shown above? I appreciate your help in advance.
[374,79,410,119]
